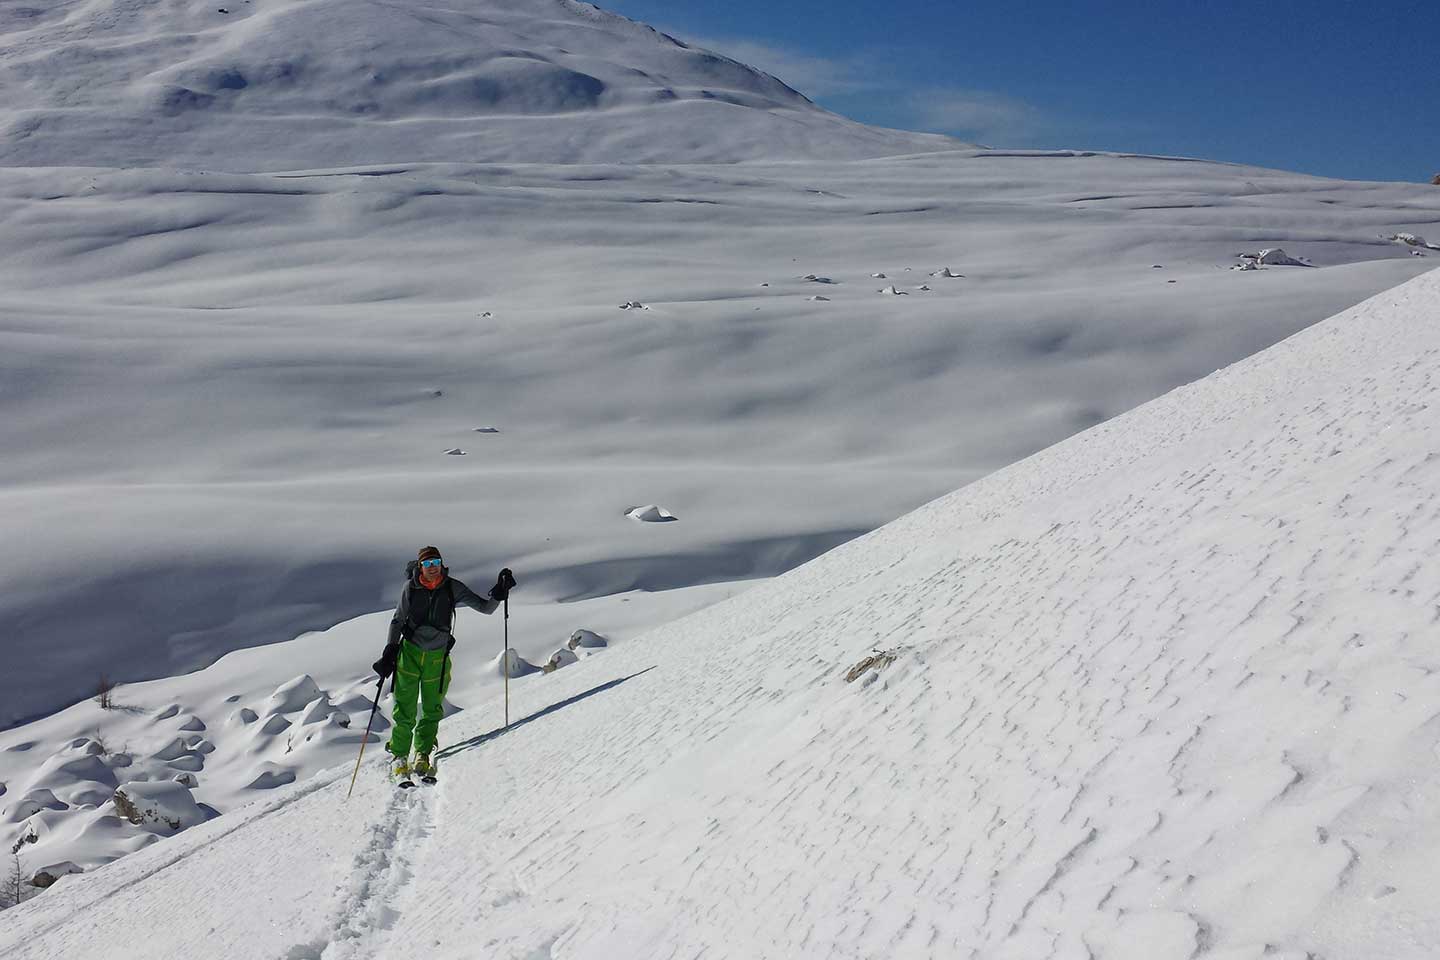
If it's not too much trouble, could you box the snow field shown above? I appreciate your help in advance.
[3,152,1438,727]
[3,269,1436,958]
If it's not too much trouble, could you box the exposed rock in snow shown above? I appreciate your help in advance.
[443,448,467,456]
[871,272,887,279]
[1232,260,1260,271]
[877,285,909,295]
[30,861,82,889]
[929,267,965,278]
[618,301,649,310]
[1239,248,1313,266]
[472,426,500,433]
[800,275,837,284]
[111,781,206,833]
[542,648,579,674]
[917,284,931,291]
[844,648,902,685]
[568,629,610,650]
[1386,232,1440,250]
[626,504,677,522]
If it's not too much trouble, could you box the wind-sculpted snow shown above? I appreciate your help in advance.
[0,0,959,168]
[2,270,1436,958]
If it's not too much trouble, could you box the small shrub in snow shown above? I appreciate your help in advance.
[112,781,206,833]
[94,675,114,710]
[1,853,27,909]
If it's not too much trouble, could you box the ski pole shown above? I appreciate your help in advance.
[503,595,510,728]
[346,672,390,801]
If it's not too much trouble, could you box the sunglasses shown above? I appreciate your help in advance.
[420,558,443,568]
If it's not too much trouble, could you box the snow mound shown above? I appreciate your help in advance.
[111,781,206,834]
[625,504,678,523]
[930,267,964,278]
[265,676,322,714]
[491,648,541,679]
[877,285,909,295]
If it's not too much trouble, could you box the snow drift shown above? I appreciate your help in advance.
[2,268,1436,957]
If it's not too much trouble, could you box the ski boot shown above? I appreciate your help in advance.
[414,753,436,784]
[389,752,414,789]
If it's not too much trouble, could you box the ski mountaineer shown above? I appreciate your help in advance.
[372,546,517,784]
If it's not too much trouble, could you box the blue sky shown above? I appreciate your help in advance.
[603,0,1438,183]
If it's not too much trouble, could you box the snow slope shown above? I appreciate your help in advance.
[0,0,960,168]
[0,580,734,879]
[2,267,1436,958]
[2,150,1437,727]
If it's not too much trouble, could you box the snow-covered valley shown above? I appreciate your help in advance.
[4,262,1437,960]
[2,0,1439,954]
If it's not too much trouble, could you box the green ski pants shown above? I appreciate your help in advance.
[386,640,452,758]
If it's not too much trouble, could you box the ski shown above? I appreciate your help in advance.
[397,778,417,789]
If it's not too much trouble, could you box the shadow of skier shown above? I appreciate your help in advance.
[433,666,657,762]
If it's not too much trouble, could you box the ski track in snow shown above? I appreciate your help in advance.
[284,784,439,960]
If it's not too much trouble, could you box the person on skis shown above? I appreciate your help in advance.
[372,545,517,782]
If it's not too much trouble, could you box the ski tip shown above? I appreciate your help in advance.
[397,779,417,789]
[420,776,438,785]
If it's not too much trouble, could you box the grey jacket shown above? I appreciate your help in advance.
[387,561,499,651]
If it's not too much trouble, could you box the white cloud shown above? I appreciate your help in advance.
[903,88,1046,146]
[657,27,1050,147]
[666,32,880,98]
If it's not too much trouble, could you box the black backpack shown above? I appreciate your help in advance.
[400,560,456,640]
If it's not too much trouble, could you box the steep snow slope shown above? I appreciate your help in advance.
[2,269,1435,959]
[1,150,1437,727]
[0,0,960,168]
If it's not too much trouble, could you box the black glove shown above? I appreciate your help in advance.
[445,636,457,653]
[372,642,399,679]
[489,567,517,602]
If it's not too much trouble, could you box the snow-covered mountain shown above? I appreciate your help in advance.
[0,0,961,168]
[2,266,1435,959]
